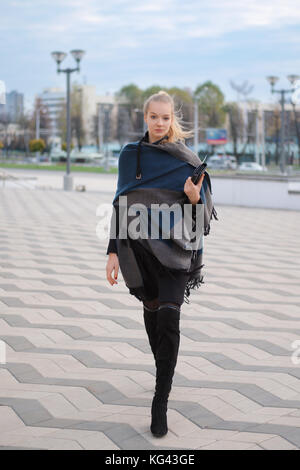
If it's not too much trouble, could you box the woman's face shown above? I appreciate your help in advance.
[144,100,173,142]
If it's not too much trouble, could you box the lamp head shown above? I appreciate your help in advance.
[70,50,85,72]
[71,49,85,63]
[51,51,67,65]
[266,76,279,91]
[287,74,300,86]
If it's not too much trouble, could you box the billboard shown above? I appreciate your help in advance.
[206,128,227,145]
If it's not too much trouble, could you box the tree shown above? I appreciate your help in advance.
[265,107,281,165]
[194,81,226,128]
[115,84,195,142]
[142,85,163,100]
[71,84,85,150]
[166,87,194,143]
[116,84,143,109]
[16,112,32,154]
[116,84,144,139]
[29,138,46,153]
[61,142,74,151]
[57,83,85,150]
[0,110,12,156]
[238,100,260,157]
[223,102,243,157]
[168,87,193,122]
[116,104,135,144]
[29,98,51,146]
[290,103,300,160]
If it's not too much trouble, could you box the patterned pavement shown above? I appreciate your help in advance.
[0,184,300,450]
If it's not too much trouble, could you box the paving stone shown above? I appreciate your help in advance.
[0,186,300,449]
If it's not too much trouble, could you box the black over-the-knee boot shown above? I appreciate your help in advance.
[150,304,180,438]
[143,304,158,360]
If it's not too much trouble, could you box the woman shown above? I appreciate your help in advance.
[106,91,217,438]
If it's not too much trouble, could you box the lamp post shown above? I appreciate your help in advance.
[99,103,113,171]
[51,49,85,190]
[266,75,298,174]
[35,105,47,162]
[192,97,208,156]
[97,103,103,153]
[193,97,199,155]
[133,108,147,137]
[287,75,300,164]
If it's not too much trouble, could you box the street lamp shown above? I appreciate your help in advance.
[36,105,48,140]
[287,75,300,165]
[192,96,207,156]
[193,96,199,155]
[35,105,48,162]
[101,103,113,171]
[134,108,147,136]
[51,49,85,190]
[266,75,298,174]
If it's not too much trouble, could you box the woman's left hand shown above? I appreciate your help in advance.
[184,174,205,205]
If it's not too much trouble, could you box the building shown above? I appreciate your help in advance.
[36,87,65,139]
[36,83,134,148]
[75,84,98,146]
[73,84,119,147]
[37,84,119,147]
[0,90,24,122]
[220,99,300,165]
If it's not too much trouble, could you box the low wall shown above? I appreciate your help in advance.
[210,173,300,210]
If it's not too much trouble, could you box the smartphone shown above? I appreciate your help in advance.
[191,154,208,185]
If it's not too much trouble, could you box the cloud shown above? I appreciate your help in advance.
[2,0,300,103]
[3,0,300,53]
[6,0,300,37]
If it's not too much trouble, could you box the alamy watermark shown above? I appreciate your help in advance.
[96,195,205,251]
[0,340,6,364]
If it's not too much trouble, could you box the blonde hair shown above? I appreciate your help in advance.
[143,90,193,143]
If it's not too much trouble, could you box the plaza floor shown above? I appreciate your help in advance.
[0,181,300,450]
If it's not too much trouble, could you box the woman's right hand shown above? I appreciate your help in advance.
[106,253,119,286]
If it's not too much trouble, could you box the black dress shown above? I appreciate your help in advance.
[106,204,190,306]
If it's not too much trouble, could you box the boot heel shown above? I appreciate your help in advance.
[150,397,168,437]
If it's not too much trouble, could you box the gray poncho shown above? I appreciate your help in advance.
[107,132,218,303]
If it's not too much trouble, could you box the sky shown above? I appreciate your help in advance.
[1,0,300,112]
